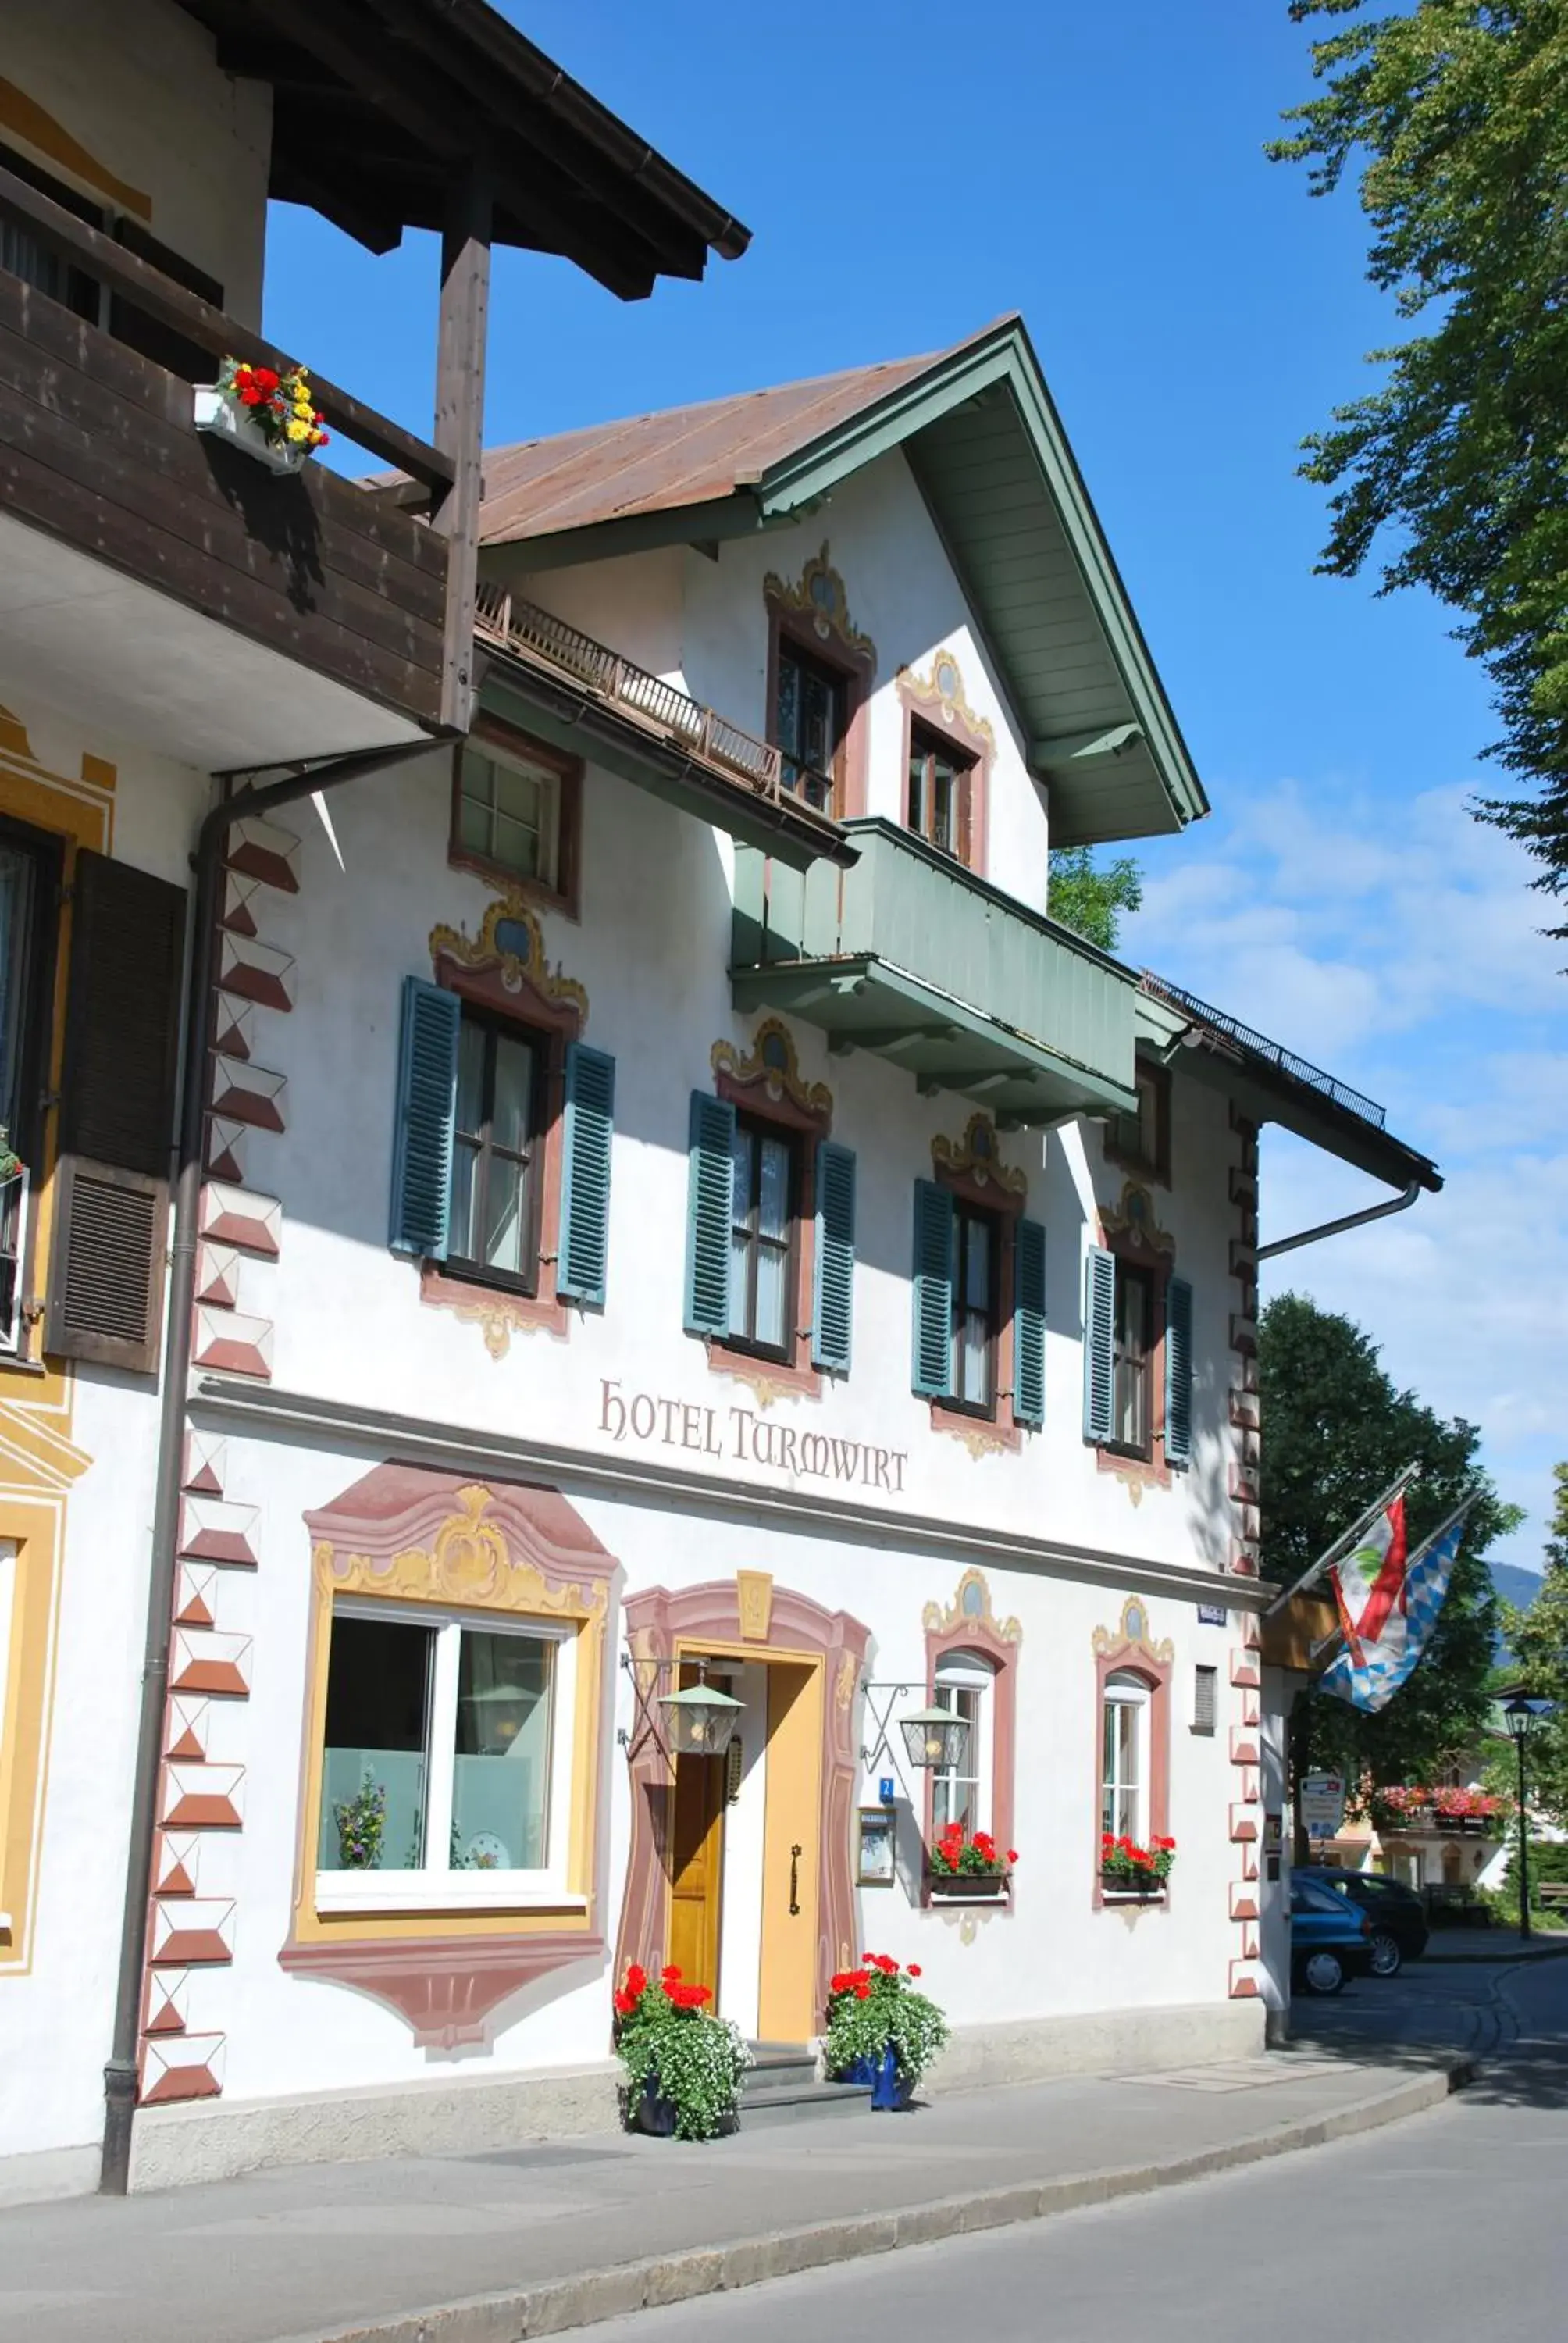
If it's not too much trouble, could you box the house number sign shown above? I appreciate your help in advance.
[598,1379,909,1494]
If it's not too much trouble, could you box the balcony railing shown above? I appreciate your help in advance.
[1141,970,1387,1129]
[730,820,1140,1122]
[474,586,785,800]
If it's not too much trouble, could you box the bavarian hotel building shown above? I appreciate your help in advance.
[0,11,1438,2189]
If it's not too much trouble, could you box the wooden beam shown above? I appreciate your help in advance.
[433,161,492,733]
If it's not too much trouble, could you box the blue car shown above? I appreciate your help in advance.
[1291,1871,1374,1995]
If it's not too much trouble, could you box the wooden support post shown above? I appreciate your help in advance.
[433,162,492,733]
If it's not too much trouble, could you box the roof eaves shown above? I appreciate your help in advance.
[744,318,1208,835]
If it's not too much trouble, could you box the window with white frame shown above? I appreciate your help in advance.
[932,1651,996,1836]
[315,1600,577,1910]
[1101,1671,1149,1842]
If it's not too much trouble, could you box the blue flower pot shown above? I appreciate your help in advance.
[870,2044,911,2112]
[839,2053,878,2086]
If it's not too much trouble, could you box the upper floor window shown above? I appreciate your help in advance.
[450,719,582,915]
[728,1112,798,1359]
[458,742,559,890]
[775,643,846,814]
[449,1010,543,1293]
[907,722,975,865]
[1107,1061,1171,1185]
[950,1199,998,1416]
[1112,1264,1153,1456]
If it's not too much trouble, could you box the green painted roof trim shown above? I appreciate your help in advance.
[747,319,1210,844]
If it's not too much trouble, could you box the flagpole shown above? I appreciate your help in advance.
[1262,1461,1422,1618]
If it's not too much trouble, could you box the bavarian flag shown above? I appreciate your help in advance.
[1320,1499,1466,1714]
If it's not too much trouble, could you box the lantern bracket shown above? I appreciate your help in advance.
[859,1679,919,1805]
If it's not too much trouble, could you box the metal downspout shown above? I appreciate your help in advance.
[99,733,447,2197]
[1256,1179,1423,1262]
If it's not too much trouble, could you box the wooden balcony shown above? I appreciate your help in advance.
[0,162,457,768]
[731,821,1140,1124]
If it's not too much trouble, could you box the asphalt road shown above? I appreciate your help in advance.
[576,1956,1568,2343]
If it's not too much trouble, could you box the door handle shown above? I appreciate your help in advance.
[789,1844,801,1916]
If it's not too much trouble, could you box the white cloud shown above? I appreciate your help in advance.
[1125,775,1568,1573]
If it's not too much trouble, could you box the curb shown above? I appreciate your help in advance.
[1424,1942,1568,1966]
[294,2060,1471,2343]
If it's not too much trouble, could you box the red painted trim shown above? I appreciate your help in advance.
[921,1607,1018,1910]
[1092,1635,1172,1913]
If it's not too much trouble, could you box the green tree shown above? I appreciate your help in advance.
[1497,1461,1568,1822]
[1046,847,1143,952]
[1271,2,1568,936]
[1260,1293,1516,1788]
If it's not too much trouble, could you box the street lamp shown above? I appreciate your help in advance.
[1502,1697,1551,1940]
[899,1706,971,1772]
[660,1666,744,1757]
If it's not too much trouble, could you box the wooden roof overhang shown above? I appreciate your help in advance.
[173,0,750,297]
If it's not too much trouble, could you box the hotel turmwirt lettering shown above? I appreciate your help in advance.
[0,0,1441,2200]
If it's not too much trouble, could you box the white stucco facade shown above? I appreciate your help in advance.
[0,448,1285,2201]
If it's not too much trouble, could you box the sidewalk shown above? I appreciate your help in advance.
[1424,1927,1568,1963]
[0,2051,1465,2343]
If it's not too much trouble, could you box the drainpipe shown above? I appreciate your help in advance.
[100,733,448,2197]
[1256,1179,1422,1262]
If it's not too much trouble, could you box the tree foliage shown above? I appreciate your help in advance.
[1046,847,1143,951]
[1272,2,1568,933]
[1260,1292,1515,1784]
[1497,1461,1568,1822]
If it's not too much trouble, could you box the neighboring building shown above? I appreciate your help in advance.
[1,54,1442,2196]
[0,0,745,2203]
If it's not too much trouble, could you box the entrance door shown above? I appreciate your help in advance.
[666,1670,729,2000]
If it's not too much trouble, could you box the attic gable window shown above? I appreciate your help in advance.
[774,643,846,815]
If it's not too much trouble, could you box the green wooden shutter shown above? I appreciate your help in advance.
[1014,1216,1046,1428]
[1164,1274,1194,1467]
[558,1043,615,1307]
[811,1139,856,1373]
[1082,1244,1117,1443]
[911,1178,954,1399]
[389,975,460,1259]
[45,850,185,1372]
[684,1091,735,1336]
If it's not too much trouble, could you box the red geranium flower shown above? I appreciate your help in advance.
[907,1964,921,1978]
[666,1982,711,2010]
[661,1964,682,1983]
[253,366,279,394]
[853,1982,871,2000]
[624,1963,647,1997]
[1006,1850,1020,1866]
[613,1990,634,2016]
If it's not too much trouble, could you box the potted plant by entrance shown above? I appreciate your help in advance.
[825,1955,948,2109]
[1100,1831,1176,1897]
[927,1824,1016,1899]
[611,1963,751,2141]
[194,358,330,474]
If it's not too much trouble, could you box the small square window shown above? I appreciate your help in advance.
[458,744,559,889]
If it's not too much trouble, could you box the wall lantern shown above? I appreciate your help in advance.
[898,1704,971,1773]
[660,1667,745,1758]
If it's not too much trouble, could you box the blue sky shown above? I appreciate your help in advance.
[264,2,1565,1571]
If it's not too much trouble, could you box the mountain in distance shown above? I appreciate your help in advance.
[1490,1561,1543,1662]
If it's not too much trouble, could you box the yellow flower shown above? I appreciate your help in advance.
[285,419,310,444]
[293,398,313,418]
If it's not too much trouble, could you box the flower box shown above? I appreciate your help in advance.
[927,1870,1008,1900]
[1100,1874,1165,1901]
[194,385,308,475]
